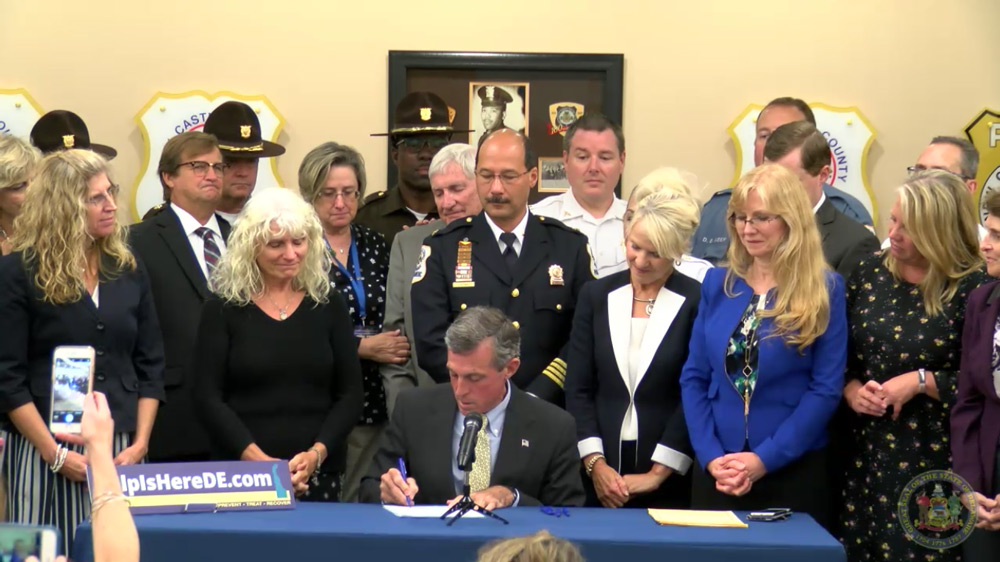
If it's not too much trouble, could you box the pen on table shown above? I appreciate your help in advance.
[397,457,413,507]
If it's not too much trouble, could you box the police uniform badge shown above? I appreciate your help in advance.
[412,245,431,284]
[547,102,584,136]
[419,107,432,122]
[453,239,475,288]
[240,124,252,139]
[965,108,1000,223]
[62,134,75,148]
[548,264,564,286]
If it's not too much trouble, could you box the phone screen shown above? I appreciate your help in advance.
[0,524,58,562]
[51,355,92,428]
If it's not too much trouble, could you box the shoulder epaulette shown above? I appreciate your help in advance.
[362,191,387,205]
[431,216,475,237]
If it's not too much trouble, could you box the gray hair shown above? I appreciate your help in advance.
[444,306,520,370]
[930,136,979,180]
[429,143,475,179]
[298,142,367,202]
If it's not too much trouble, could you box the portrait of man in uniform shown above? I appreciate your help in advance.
[469,82,528,147]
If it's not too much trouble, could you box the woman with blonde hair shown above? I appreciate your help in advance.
[680,163,846,528]
[195,187,363,501]
[477,530,584,562]
[567,189,702,509]
[839,170,988,560]
[0,149,164,550]
[624,167,712,281]
[0,135,41,255]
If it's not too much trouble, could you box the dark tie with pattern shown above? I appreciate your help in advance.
[196,227,221,280]
[499,232,518,270]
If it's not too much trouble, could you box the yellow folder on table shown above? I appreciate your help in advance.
[647,508,748,528]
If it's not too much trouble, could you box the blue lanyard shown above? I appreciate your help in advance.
[327,237,366,321]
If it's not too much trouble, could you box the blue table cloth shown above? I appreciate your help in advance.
[74,503,845,562]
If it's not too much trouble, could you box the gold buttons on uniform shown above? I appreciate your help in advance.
[466,217,473,223]
[556,304,562,311]
[512,321,520,329]
[460,303,467,310]
[511,288,520,298]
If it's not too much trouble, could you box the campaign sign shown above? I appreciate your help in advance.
[0,88,44,138]
[90,461,295,515]
[131,91,285,221]
[728,102,877,222]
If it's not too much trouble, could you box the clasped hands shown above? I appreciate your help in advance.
[379,468,515,510]
[847,374,920,420]
[706,452,767,497]
[972,492,1000,531]
[586,455,673,508]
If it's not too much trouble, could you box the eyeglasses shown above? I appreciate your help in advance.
[475,169,531,186]
[177,161,228,177]
[0,181,27,192]
[85,184,120,208]
[395,136,450,153]
[731,214,780,229]
[316,187,360,202]
[906,165,971,181]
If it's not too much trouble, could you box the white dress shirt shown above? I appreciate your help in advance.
[532,191,626,278]
[484,210,530,257]
[171,203,227,280]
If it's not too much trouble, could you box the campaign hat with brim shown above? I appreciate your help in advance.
[204,101,285,159]
[372,91,471,137]
[30,110,117,160]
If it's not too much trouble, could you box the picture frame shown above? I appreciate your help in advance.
[385,50,625,201]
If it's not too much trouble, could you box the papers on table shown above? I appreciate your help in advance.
[647,508,748,528]
[383,505,484,518]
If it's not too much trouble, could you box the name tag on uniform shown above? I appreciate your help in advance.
[454,239,475,288]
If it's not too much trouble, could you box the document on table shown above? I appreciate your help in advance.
[647,508,748,528]
[383,505,484,518]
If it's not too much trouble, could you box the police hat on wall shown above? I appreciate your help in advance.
[477,85,514,108]
[204,101,285,159]
[372,91,471,137]
[30,110,117,160]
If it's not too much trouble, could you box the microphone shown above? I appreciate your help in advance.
[456,412,484,472]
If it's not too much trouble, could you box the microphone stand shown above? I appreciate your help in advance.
[440,471,509,526]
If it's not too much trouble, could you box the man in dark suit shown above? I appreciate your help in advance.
[411,129,595,405]
[129,131,231,462]
[763,121,879,279]
[361,306,584,508]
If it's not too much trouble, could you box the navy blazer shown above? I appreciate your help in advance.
[680,267,846,473]
[0,252,165,432]
[952,280,1000,494]
[565,269,700,477]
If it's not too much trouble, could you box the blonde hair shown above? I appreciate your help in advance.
[629,166,703,207]
[212,187,331,305]
[0,134,41,188]
[885,169,983,316]
[725,163,830,351]
[12,149,135,304]
[477,530,584,562]
[627,189,701,263]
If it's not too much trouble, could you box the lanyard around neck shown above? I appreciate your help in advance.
[326,236,366,320]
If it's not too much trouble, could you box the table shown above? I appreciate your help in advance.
[73,503,845,562]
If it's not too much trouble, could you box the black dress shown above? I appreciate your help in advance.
[195,294,363,501]
[838,253,989,561]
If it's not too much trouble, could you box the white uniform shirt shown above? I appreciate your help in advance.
[532,191,626,278]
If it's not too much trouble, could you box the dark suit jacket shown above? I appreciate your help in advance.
[359,384,585,507]
[952,280,1000,494]
[127,208,231,460]
[411,212,594,403]
[817,198,879,280]
[565,270,700,497]
[0,252,165,431]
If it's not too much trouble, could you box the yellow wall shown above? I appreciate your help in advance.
[3,0,998,235]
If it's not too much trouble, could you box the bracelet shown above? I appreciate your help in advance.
[918,368,927,394]
[49,445,68,473]
[309,447,324,474]
[585,454,605,478]
[89,495,129,521]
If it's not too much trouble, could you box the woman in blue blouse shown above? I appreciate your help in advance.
[680,163,846,528]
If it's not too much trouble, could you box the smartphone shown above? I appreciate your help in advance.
[49,345,95,434]
[0,524,59,562]
[747,507,792,522]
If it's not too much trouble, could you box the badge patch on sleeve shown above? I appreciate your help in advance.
[412,245,431,284]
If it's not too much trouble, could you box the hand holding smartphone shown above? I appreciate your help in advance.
[48,345,95,435]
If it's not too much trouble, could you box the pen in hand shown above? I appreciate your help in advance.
[397,457,413,507]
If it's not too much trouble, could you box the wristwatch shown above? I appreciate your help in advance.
[917,368,926,394]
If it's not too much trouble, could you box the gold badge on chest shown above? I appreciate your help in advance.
[548,264,564,286]
[454,239,475,288]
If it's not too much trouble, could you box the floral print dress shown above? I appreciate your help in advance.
[838,254,988,561]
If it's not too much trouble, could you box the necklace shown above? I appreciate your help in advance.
[264,291,291,321]
[633,296,656,316]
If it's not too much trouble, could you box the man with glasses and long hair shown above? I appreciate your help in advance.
[129,131,233,463]
[411,128,595,405]
[360,92,471,244]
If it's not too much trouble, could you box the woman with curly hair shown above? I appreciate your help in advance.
[0,149,164,550]
[195,187,363,501]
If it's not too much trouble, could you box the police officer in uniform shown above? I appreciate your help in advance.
[361,92,469,244]
[411,129,596,405]
[477,85,514,135]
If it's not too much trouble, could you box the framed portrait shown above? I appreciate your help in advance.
[386,51,624,202]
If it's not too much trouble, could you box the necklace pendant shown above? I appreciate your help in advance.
[279,311,288,321]
[645,302,654,315]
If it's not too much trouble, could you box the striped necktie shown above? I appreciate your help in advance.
[469,420,491,492]
[196,227,221,280]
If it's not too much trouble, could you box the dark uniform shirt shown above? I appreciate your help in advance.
[410,212,596,405]
[354,187,439,245]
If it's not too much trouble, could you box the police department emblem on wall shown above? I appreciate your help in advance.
[548,102,584,136]
[131,91,285,220]
[729,102,877,224]
[0,88,44,138]
[965,108,1000,223]
[896,470,977,550]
